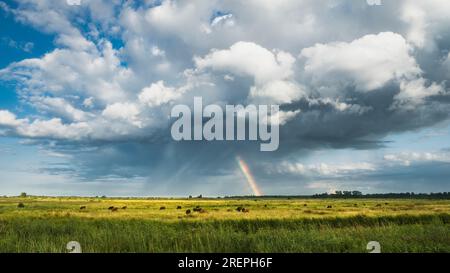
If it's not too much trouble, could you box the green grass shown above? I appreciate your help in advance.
[0,197,449,253]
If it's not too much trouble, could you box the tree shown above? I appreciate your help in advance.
[20,192,27,198]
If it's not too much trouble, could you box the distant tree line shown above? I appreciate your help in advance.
[223,192,450,200]
[312,191,450,199]
[314,190,363,197]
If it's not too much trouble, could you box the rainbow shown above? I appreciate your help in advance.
[236,156,263,196]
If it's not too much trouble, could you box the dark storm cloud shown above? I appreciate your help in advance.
[1,0,450,194]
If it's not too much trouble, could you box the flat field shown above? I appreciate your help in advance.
[0,197,448,253]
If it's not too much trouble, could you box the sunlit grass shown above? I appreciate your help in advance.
[0,197,448,252]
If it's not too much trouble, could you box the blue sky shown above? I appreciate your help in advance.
[0,0,449,197]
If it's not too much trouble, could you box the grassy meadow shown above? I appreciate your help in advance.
[0,196,449,253]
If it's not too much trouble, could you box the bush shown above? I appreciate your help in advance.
[17,203,25,208]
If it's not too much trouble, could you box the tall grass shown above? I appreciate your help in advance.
[0,215,448,253]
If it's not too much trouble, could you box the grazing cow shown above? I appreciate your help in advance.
[160,206,166,210]
[122,206,127,209]
[186,209,191,215]
[376,204,382,207]
[227,209,232,212]
[193,207,202,212]
[385,203,389,205]
[264,204,268,208]
[327,205,332,209]
[111,207,119,212]
[80,206,86,210]
[304,204,308,207]
[108,206,114,210]
[177,206,182,209]
[236,206,243,212]
[242,208,250,213]
[199,209,207,213]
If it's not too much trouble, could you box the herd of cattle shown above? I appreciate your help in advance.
[77,204,253,214]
